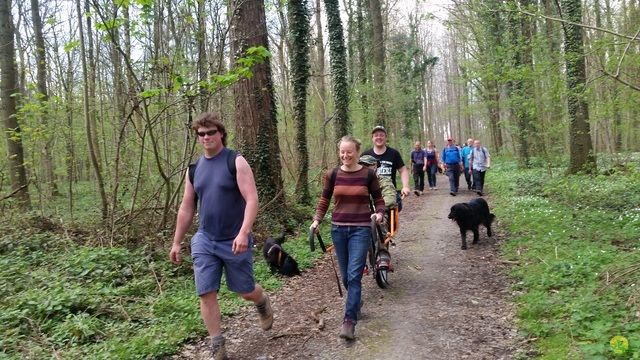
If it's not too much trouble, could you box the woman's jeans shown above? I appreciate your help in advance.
[331,225,370,323]
[426,163,437,187]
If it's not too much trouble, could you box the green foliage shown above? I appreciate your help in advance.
[0,212,325,358]
[492,156,640,358]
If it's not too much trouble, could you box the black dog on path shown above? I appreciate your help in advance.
[448,198,496,250]
[262,233,300,276]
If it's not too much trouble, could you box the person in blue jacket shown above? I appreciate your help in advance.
[442,137,463,196]
[460,138,474,191]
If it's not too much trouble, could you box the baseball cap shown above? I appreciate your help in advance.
[358,155,377,166]
[447,137,454,141]
[371,125,386,134]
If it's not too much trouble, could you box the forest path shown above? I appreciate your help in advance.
[170,173,522,360]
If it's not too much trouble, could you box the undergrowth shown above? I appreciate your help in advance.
[0,216,327,359]
[491,157,640,359]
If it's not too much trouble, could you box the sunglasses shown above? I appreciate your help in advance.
[197,129,219,137]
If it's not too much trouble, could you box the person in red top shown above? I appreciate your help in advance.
[310,135,385,341]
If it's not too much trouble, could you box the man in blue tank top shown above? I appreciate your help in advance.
[170,112,273,360]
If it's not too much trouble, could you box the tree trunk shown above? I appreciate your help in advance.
[197,0,209,112]
[289,0,312,205]
[76,0,108,219]
[324,0,350,141]
[0,0,31,209]
[230,0,285,212]
[356,0,369,127]
[31,0,58,196]
[369,0,385,124]
[562,0,596,174]
[314,0,330,169]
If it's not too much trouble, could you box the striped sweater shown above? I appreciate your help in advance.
[313,166,386,226]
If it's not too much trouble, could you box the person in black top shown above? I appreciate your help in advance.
[361,125,411,210]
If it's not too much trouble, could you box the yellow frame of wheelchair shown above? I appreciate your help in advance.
[382,194,404,246]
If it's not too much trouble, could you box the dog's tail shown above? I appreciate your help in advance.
[274,232,286,245]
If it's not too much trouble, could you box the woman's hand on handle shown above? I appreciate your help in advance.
[310,220,319,234]
[371,213,383,225]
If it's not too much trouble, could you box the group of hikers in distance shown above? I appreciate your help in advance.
[169,112,492,359]
[412,136,492,197]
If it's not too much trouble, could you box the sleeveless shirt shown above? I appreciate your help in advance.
[193,147,245,241]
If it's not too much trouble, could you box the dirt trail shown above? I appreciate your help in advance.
[170,175,522,360]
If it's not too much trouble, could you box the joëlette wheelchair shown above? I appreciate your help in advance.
[366,194,403,288]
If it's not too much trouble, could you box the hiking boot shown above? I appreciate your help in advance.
[211,338,228,360]
[339,319,355,340]
[256,294,273,331]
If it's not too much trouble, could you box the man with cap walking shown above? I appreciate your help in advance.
[441,137,463,196]
[361,125,411,210]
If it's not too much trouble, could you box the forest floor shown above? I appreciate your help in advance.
[169,173,530,360]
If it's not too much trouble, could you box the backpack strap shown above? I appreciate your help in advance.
[227,149,238,181]
[330,167,339,189]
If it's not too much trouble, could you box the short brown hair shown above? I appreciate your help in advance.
[191,112,227,147]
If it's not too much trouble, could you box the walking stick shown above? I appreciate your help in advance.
[309,228,343,297]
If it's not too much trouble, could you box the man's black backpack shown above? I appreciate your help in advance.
[188,149,238,204]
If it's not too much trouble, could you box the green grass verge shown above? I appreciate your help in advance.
[0,223,327,359]
[490,157,640,359]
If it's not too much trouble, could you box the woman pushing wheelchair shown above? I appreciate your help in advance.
[309,136,385,341]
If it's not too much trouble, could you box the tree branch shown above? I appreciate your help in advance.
[515,8,640,41]
[0,183,30,202]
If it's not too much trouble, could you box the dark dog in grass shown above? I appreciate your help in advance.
[448,198,496,250]
[262,233,300,276]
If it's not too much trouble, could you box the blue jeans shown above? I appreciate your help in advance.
[331,225,371,322]
[426,163,438,187]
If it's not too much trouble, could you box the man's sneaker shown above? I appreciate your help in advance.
[477,191,483,196]
[339,319,355,340]
[450,191,456,196]
[414,190,420,196]
[256,294,273,331]
[211,338,228,360]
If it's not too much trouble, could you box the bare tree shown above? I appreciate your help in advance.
[76,0,108,219]
[1,0,31,209]
[31,0,58,195]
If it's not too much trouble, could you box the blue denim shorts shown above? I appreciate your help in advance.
[190,232,256,296]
